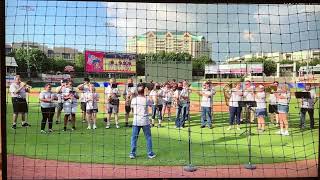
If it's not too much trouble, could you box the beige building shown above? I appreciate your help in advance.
[52,47,79,61]
[226,49,320,64]
[7,42,80,61]
[126,31,212,58]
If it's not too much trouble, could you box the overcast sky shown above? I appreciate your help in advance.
[5,0,320,62]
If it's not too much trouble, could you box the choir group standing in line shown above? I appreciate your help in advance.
[10,75,318,154]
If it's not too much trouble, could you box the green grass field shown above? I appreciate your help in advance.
[6,87,319,166]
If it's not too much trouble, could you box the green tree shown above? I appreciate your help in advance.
[247,57,277,76]
[14,48,48,75]
[74,53,85,72]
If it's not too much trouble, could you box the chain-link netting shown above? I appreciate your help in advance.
[4,0,319,179]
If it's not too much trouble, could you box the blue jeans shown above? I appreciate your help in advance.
[201,107,212,126]
[130,125,155,157]
[229,106,241,125]
[175,104,188,127]
[151,105,163,120]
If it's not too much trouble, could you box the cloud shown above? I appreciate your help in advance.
[242,30,255,42]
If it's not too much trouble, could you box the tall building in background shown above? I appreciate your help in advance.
[126,31,212,58]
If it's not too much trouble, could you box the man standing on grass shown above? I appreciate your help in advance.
[129,85,156,159]
[299,83,318,129]
[9,75,31,129]
[198,81,215,129]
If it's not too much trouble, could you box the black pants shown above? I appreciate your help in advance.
[41,107,55,130]
[300,108,314,129]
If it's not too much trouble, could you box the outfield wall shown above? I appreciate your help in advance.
[145,62,192,82]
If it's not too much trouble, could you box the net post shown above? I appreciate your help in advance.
[184,103,197,172]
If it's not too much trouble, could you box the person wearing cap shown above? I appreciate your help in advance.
[9,75,31,129]
[55,79,68,124]
[77,77,91,123]
[255,84,267,132]
[299,83,318,129]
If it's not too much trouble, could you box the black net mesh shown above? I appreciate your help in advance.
[4,1,319,179]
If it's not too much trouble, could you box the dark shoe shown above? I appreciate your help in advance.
[12,124,17,129]
[63,127,67,131]
[104,118,108,122]
[200,125,205,128]
[56,121,60,124]
[151,124,155,127]
[22,122,30,127]
[157,124,162,128]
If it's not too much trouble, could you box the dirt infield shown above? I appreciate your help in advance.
[6,155,318,179]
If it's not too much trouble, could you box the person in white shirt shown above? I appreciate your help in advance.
[149,83,164,127]
[268,81,279,126]
[198,82,215,129]
[161,82,174,121]
[129,85,156,159]
[275,84,291,136]
[77,77,91,123]
[55,79,68,124]
[105,78,121,129]
[39,83,57,133]
[62,80,79,131]
[299,83,318,129]
[227,82,243,130]
[174,82,189,128]
[243,80,255,123]
[84,84,99,130]
[9,75,31,129]
[255,85,267,132]
[123,78,137,127]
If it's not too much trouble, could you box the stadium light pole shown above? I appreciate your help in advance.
[20,5,35,79]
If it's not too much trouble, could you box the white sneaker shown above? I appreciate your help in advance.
[282,130,289,136]
[40,130,46,133]
[236,126,241,130]
[105,125,110,129]
[93,124,97,129]
[276,130,283,135]
[87,126,91,130]
[116,125,120,129]
[227,126,232,130]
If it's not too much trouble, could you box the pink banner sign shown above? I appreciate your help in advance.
[85,51,105,72]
